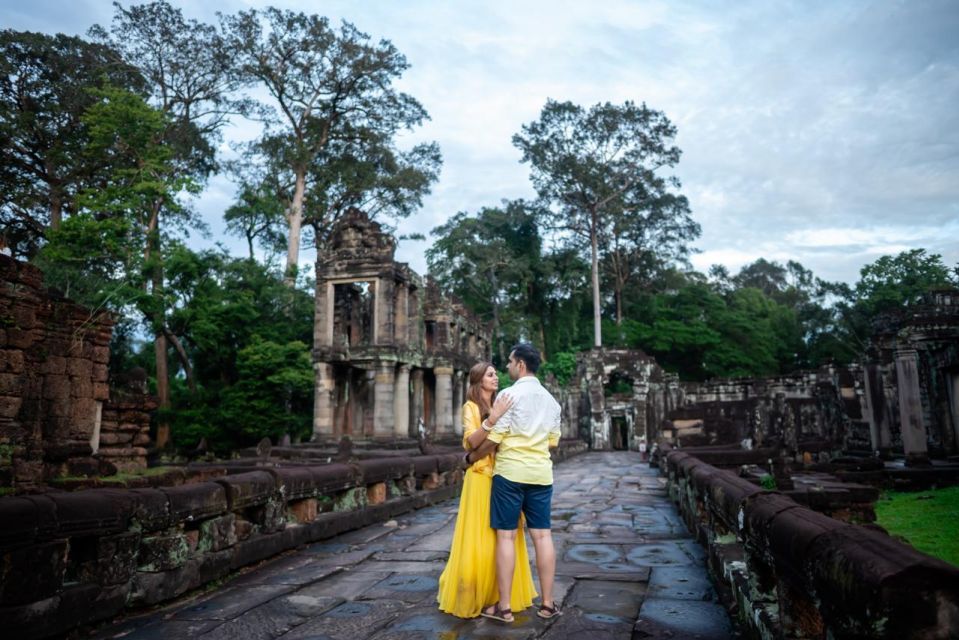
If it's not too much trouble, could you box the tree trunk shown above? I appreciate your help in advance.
[489,268,505,364]
[154,331,171,449]
[284,167,306,286]
[146,203,172,448]
[615,287,623,326]
[165,329,196,393]
[590,211,602,348]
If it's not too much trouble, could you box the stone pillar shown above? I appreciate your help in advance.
[375,278,394,345]
[373,362,396,438]
[434,366,454,436]
[895,348,929,466]
[863,363,892,455]
[633,380,649,452]
[394,364,410,438]
[314,280,334,348]
[410,368,425,438]
[453,371,464,436]
[394,284,408,347]
[313,363,336,439]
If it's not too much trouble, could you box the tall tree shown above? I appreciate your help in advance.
[305,129,440,250]
[221,9,429,283]
[0,30,141,253]
[90,1,239,446]
[427,201,547,363]
[513,99,693,347]
[602,190,698,324]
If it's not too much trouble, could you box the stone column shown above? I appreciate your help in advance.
[410,368,425,438]
[313,363,336,439]
[314,280,334,348]
[863,363,892,455]
[895,348,930,466]
[434,366,454,436]
[394,364,410,438]
[374,278,394,345]
[632,380,649,452]
[373,362,396,438]
[394,284,408,347]
[453,371,464,436]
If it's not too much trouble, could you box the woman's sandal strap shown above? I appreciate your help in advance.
[480,604,513,622]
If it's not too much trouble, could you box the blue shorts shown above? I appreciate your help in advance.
[490,474,552,530]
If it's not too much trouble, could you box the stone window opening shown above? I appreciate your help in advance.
[333,282,374,347]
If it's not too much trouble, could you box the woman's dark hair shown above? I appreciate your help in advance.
[510,342,541,373]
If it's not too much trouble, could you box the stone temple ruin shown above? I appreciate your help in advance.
[312,208,492,443]
[0,256,154,489]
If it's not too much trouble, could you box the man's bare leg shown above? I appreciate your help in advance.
[491,528,517,617]
[529,528,556,607]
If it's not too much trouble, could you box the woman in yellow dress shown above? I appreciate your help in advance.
[437,361,537,619]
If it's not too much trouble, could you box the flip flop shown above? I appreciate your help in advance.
[480,603,514,623]
[537,602,561,619]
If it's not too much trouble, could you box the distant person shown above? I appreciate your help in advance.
[466,343,563,622]
[436,361,536,618]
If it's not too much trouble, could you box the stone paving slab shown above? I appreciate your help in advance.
[89,452,736,640]
[635,598,734,639]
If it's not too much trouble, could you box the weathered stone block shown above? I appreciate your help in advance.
[0,351,25,374]
[367,481,387,505]
[0,372,20,395]
[0,394,21,418]
[130,558,201,606]
[0,540,68,605]
[65,358,92,379]
[421,471,441,490]
[289,498,319,523]
[6,327,35,349]
[246,497,287,533]
[235,516,254,541]
[92,363,108,383]
[274,467,317,500]
[333,487,367,512]
[92,382,110,401]
[310,463,358,493]
[41,374,70,400]
[48,490,134,537]
[199,513,237,552]
[138,533,190,572]
[161,482,228,522]
[79,531,140,586]
[68,375,93,399]
[215,470,276,510]
[358,457,413,484]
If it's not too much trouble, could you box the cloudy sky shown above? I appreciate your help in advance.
[4,0,957,284]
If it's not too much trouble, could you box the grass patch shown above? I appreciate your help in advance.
[875,485,959,568]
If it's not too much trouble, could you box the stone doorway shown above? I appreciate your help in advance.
[612,415,630,450]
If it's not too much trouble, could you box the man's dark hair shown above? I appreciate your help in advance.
[510,343,541,374]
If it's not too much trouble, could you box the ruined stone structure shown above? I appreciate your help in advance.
[663,290,959,465]
[861,289,959,464]
[312,209,490,442]
[672,369,855,454]
[0,256,156,490]
[559,349,683,452]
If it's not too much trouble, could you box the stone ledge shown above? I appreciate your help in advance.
[661,449,959,639]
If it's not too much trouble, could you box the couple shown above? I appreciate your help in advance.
[437,343,562,623]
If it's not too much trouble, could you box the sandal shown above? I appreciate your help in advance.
[480,603,514,623]
[537,602,561,619]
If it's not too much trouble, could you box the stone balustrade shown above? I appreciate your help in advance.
[0,451,472,639]
[659,449,959,639]
[1,440,589,639]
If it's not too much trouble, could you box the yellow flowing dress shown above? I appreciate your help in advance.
[437,400,538,618]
